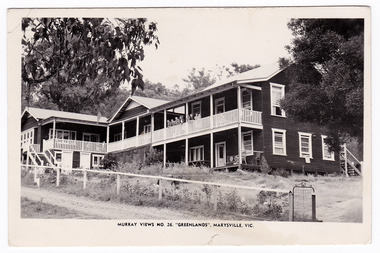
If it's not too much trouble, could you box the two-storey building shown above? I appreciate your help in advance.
[21,63,345,174]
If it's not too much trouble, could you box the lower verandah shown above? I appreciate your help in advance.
[153,128,263,170]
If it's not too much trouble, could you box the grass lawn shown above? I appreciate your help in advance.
[21,197,101,219]
[21,167,363,222]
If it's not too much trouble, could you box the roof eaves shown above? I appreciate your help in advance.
[236,67,285,84]
[107,96,132,123]
[41,116,108,126]
[150,81,237,113]
[130,96,151,109]
[21,107,39,121]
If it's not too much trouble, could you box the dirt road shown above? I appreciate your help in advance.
[21,186,194,220]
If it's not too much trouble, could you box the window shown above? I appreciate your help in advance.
[270,83,285,117]
[299,132,313,158]
[214,97,225,114]
[242,131,253,155]
[92,154,104,168]
[242,90,252,109]
[189,145,204,162]
[21,129,34,146]
[321,135,335,161]
[83,133,100,142]
[272,128,287,156]
[49,129,77,140]
[191,101,201,117]
[143,124,151,134]
[55,151,62,164]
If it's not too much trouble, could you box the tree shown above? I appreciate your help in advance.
[134,80,180,101]
[22,18,159,113]
[182,67,216,91]
[279,19,364,152]
[225,62,260,77]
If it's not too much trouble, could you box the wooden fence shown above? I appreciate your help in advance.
[22,164,295,221]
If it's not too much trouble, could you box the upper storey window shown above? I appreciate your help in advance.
[270,83,285,117]
[242,90,252,110]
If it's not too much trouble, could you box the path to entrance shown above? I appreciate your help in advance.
[21,186,195,220]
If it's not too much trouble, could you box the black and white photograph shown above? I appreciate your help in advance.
[7,6,372,247]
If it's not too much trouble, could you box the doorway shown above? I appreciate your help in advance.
[215,142,226,167]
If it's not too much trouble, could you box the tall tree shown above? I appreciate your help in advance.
[182,67,216,91]
[134,80,180,101]
[225,62,260,77]
[22,18,159,113]
[279,19,364,152]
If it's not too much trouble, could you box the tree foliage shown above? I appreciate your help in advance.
[280,19,364,152]
[182,67,216,91]
[225,62,260,77]
[182,63,259,94]
[134,80,181,101]
[22,18,159,113]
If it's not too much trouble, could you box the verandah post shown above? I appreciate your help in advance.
[237,86,242,168]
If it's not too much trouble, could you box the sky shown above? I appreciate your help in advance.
[137,8,293,89]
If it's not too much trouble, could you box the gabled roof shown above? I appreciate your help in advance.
[151,62,285,112]
[131,96,169,109]
[203,62,283,91]
[108,95,169,122]
[21,107,108,123]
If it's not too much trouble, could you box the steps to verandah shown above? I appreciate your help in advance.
[340,144,362,177]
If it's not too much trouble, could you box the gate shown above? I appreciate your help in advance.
[289,181,320,222]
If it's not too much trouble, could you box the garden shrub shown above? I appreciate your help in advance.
[144,148,163,166]
[100,153,118,171]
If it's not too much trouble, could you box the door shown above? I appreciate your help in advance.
[80,152,91,169]
[215,142,226,167]
[62,151,73,171]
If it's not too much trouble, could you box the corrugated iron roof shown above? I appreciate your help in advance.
[203,62,282,91]
[108,95,170,122]
[130,96,169,109]
[23,107,108,123]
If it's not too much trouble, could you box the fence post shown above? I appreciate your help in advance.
[33,166,37,183]
[213,185,218,211]
[83,169,87,189]
[158,178,162,200]
[116,174,120,195]
[288,191,294,222]
[312,193,316,222]
[56,168,60,187]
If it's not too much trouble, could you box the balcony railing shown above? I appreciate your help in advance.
[161,109,261,141]
[108,134,152,152]
[213,109,239,128]
[240,108,262,125]
[43,138,107,153]
[188,116,211,134]
[40,109,262,153]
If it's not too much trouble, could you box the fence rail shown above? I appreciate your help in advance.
[22,164,292,219]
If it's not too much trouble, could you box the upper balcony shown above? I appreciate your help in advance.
[153,108,262,143]
[107,86,263,152]
[43,138,107,153]
[108,108,262,152]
